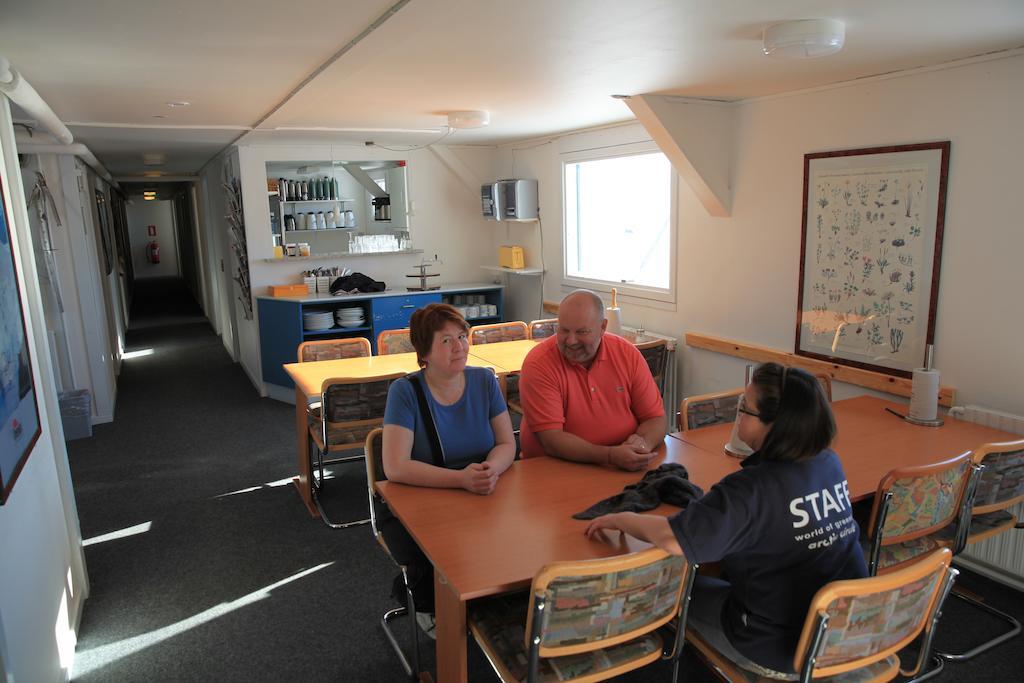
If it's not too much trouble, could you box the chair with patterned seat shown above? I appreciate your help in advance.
[298,337,371,363]
[686,548,958,683]
[812,372,833,401]
[468,548,695,683]
[364,428,423,679]
[527,318,558,341]
[377,328,415,356]
[309,372,404,529]
[677,388,743,432]
[470,321,530,413]
[862,453,975,577]
[470,321,529,345]
[935,438,1024,662]
[636,339,669,396]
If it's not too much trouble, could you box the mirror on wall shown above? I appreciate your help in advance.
[265,159,410,256]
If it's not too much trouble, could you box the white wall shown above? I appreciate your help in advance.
[127,199,180,279]
[0,97,89,683]
[498,53,1024,417]
[235,143,500,394]
[198,153,239,361]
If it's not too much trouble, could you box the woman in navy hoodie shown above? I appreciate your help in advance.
[585,363,867,679]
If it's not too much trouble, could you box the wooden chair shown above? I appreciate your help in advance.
[935,439,1024,662]
[365,428,422,679]
[677,388,743,432]
[468,548,695,683]
[862,453,974,576]
[469,321,529,345]
[527,318,558,340]
[686,548,958,682]
[470,321,529,413]
[309,372,404,529]
[297,337,371,362]
[636,339,669,396]
[377,328,415,356]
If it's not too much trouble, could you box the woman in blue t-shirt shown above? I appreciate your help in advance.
[380,303,515,635]
[585,363,866,678]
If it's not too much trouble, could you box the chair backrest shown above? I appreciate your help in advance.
[470,321,528,345]
[525,548,690,658]
[364,428,387,545]
[528,318,558,340]
[377,328,414,355]
[635,339,668,395]
[298,337,371,362]
[971,439,1024,515]
[793,548,957,680]
[320,372,404,453]
[865,452,973,575]
[678,388,743,431]
[813,372,833,401]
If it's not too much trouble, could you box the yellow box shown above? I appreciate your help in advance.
[499,245,525,270]
[268,284,310,297]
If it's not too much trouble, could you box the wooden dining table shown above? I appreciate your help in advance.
[378,394,1021,682]
[672,395,1019,501]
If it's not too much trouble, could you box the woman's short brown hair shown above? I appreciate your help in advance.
[409,303,469,367]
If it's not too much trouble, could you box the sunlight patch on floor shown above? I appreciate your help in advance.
[73,562,334,677]
[83,521,152,547]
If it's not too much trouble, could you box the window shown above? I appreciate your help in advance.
[563,146,675,302]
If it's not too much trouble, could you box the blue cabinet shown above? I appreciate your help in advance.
[372,293,442,331]
[258,285,503,390]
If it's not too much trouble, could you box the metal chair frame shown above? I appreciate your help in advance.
[309,373,403,529]
[377,328,414,356]
[364,429,421,679]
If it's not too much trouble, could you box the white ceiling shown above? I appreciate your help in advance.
[3,0,1023,177]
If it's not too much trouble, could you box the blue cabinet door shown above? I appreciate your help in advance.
[259,298,303,388]
[371,293,442,332]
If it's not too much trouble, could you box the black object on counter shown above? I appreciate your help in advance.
[330,272,386,294]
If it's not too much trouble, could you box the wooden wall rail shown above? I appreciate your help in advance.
[685,332,955,408]
[542,300,560,315]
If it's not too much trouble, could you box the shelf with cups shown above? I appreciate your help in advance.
[480,265,544,276]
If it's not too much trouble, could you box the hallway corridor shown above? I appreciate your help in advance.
[66,278,409,681]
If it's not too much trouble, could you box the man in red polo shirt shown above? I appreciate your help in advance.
[518,290,666,469]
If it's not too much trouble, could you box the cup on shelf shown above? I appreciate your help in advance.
[466,305,480,319]
[285,244,298,257]
[298,243,311,257]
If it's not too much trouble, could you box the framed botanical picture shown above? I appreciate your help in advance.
[795,142,950,378]
[1,176,42,504]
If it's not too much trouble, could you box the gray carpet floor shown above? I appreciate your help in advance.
[65,278,1023,681]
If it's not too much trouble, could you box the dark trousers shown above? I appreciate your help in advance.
[378,511,435,614]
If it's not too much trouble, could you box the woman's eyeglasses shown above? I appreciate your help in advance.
[737,397,760,418]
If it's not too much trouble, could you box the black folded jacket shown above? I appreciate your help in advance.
[572,463,705,520]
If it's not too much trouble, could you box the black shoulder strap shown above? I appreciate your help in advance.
[408,374,445,467]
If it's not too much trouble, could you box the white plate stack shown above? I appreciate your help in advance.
[303,310,335,331]
[335,308,366,328]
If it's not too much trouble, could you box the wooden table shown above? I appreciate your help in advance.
[672,395,1021,501]
[466,338,538,374]
[378,436,716,683]
[282,353,497,517]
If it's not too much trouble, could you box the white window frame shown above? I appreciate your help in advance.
[560,141,678,306]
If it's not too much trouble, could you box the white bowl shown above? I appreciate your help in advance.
[337,320,365,328]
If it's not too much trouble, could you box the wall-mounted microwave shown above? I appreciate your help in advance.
[481,179,538,221]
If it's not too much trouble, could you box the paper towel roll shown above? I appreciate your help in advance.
[605,307,622,336]
[909,368,940,422]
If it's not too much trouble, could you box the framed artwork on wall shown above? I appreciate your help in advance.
[0,176,42,504]
[795,142,950,378]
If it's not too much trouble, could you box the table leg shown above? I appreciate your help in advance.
[434,569,467,683]
[293,386,318,517]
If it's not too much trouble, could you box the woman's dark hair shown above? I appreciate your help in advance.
[749,362,835,462]
[409,303,469,367]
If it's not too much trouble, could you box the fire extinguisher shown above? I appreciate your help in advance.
[147,240,161,264]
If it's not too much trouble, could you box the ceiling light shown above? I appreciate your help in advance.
[144,196,157,201]
[142,153,165,166]
[762,19,845,59]
[165,100,190,108]
[446,110,490,129]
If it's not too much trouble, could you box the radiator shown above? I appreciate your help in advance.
[949,404,1024,585]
